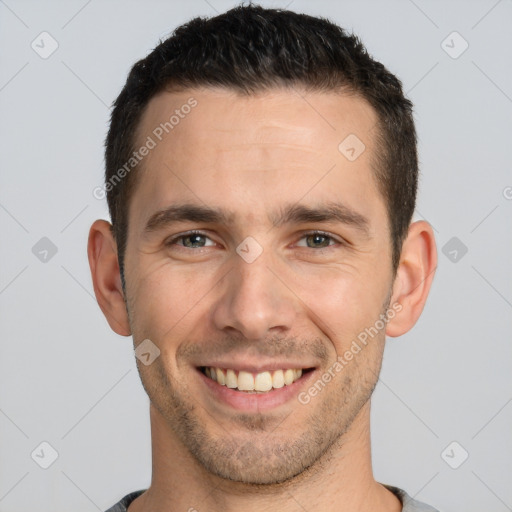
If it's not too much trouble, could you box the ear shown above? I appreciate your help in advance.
[386,220,437,337]
[87,219,131,336]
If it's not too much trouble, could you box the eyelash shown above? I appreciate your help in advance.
[164,230,344,250]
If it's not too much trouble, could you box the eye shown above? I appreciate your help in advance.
[296,231,340,249]
[165,231,216,249]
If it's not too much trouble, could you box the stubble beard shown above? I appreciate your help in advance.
[136,338,384,486]
[128,282,391,487]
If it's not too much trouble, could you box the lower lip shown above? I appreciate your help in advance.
[197,368,316,412]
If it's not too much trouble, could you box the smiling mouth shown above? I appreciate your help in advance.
[199,366,313,393]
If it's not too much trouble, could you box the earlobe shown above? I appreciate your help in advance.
[386,220,437,338]
[87,219,131,336]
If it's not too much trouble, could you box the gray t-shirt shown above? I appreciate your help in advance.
[105,485,440,511]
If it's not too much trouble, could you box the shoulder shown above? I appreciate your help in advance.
[383,484,441,512]
[104,490,146,512]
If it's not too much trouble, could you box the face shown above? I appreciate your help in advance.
[123,87,396,484]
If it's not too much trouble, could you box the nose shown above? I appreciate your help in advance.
[211,250,298,341]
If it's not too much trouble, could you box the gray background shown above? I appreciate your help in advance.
[1,0,511,510]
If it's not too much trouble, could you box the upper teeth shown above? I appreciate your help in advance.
[204,367,303,392]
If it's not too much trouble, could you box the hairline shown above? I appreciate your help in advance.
[117,83,399,283]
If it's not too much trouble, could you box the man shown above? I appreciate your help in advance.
[88,4,438,511]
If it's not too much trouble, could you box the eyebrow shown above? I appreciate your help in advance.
[143,201,370,237]
[143,204,235,234]
[270,202,370,236]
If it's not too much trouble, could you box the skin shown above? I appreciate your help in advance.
[88,87,437,512]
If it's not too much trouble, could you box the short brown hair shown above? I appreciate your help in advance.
[105,3,418,290]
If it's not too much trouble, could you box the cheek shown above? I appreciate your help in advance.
[292,266,388,347]
[128,260,216,341]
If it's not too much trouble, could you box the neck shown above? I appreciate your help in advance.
[129,402,401,512]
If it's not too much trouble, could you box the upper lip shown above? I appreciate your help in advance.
[197,361,316,372]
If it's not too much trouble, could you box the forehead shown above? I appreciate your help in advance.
[138,86,378,158]
[130,86,384,232]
